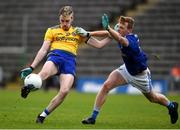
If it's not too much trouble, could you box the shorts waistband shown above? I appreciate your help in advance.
[136,69,148,76]
[48,49,76,58]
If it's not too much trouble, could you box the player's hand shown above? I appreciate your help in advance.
[75,27,89,37]
[114,23,119,32]
[20,67,33,79]
[102,14,109,30]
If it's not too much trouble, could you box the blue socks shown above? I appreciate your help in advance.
[167,102,174,110]
[91,110,99,120]
[40,108,50,117]
[45,109,50,115]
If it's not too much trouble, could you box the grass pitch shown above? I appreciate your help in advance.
[0,89,179,129]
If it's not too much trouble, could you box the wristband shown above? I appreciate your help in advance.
[107,26,110,31]
[85,36,91,44]
[87,32,90,38]
[30,66,34,70]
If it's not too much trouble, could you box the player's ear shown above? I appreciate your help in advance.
[71,16,74,21]
[70,13,74,21]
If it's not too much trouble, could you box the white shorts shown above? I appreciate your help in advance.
[117,64,153,93]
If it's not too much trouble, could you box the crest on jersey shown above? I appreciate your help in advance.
[72,31,77,36]
[66,32,71,36]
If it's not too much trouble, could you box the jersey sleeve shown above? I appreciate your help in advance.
[125,34,141,54]
[44,28,53,41]
[126,35,138,48]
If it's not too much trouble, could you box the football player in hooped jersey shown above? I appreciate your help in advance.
[20,6,110,124]
[76,14,179,124]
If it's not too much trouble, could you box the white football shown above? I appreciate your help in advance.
[24,73,42,89]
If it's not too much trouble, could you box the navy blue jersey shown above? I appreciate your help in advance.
[118,34,147,75]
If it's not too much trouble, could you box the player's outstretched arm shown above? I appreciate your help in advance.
[20,40,51,79]
[75,27,111,48]
[102,14,129,47]
[31,40,51,68]
[75,27,110,38]
[87,37,112,49]
[90,30,110,37]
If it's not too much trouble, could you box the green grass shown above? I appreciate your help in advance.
[0,89,180,129]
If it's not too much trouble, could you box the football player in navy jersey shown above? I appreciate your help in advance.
[76,14,178,125]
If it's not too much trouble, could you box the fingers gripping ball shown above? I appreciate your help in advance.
[102,14,109,30]
[24,73,42,89]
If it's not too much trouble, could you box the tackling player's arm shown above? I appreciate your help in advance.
[87,37,112,48]
[107,26,129,47]
[30,40,51,69]
[75,27,110,37]
[90,30,110,37]
[102,14,129,47]
[75,27,112,48]
[79,35,112,49]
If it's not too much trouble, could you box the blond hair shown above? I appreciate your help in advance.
[119,16,134,29]
[59,6,73,17]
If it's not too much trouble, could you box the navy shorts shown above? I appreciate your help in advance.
[47,50,76,76]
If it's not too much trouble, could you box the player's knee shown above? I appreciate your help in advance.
[103,81,113,92]
[38,71,49,80]
[60,88,70,96]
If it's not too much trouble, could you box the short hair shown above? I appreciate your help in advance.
[119,16,134,29]
[59,6,73,17]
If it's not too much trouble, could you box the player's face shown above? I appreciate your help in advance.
[59,14,73,31]
[118,23,128,36]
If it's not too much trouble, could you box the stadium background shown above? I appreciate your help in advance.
[0,0,180,129]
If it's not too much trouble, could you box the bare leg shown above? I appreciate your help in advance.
[46,74,74,113]
[95,70,127,110]
[21,61,58,98]
[35,61,74,123]
[36,74,74,123]
[38,61,58,80]
[82,70,127,124]
[143,91,170,106]
[143,91,179,124]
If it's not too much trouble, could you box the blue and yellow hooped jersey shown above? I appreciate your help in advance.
[44,25,85,55]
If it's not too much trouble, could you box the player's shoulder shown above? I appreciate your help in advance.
[126,33,138,38]
[126,33,139,41]
[71,26,78,31]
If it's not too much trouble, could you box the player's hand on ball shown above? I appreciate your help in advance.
[75,27,89,37]
[102,14,109,30]
[20,67,33,79]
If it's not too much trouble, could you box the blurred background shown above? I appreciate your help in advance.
[0,0,180,94]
